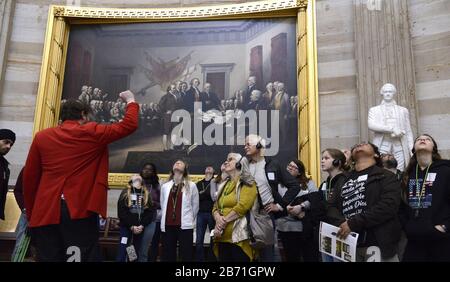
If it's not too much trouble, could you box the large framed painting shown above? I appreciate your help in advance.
[33,0,319,187]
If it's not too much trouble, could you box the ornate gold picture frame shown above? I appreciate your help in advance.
[33,0,319,188]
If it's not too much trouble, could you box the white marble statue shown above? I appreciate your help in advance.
[368,83,414,171]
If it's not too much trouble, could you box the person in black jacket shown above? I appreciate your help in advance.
[117,174,153,262]
[0,129,15,221]
[400,134,450,261]
[329,142,402,262]
[319,148,348,262]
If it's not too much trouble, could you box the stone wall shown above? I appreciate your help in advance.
[316,0,359,154]
[409,0,450,158]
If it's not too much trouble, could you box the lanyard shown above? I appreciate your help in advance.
[324,176,335,200]
[415,163,432,209]
[171,183,182,220]
[132,187,143,222]
[201,180,211,194]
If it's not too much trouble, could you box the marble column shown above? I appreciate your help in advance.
[354,0,418,141]
[0,0,16,93]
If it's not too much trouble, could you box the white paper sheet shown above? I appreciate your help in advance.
[319,221,359,262]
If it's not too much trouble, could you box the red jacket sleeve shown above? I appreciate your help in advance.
[23,136,42,221]
[95,102,139,144]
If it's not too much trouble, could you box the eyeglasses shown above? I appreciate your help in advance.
[287,163,298,170]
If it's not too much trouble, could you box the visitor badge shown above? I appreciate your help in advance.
[121,237,128,245]
[131,194,137,201]
[267,172,275,180]
[357,174,368,182]
[426,173,436,182]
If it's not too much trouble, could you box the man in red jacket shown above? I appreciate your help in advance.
[23,90,139,262]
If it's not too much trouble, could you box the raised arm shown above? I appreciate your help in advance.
[95,90,139,144]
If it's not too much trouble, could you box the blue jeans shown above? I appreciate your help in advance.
[11,212,28,261]
[149,222,161,262]
[138,221,156,262]
[116,223,155,262]
[195,212,215,261]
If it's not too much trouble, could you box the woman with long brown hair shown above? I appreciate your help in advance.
[160,159,199,261]
[400,134,450,261]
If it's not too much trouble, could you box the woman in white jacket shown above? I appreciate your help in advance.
[160,160,199,261]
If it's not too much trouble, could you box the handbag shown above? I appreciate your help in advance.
[126,234,138,262]
[246,192,274,249]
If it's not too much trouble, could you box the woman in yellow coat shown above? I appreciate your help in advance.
[212,153,257,262]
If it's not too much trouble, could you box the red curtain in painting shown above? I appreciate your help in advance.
[65,42,82,99]
[270,33,288,85]
[249,45,263,90]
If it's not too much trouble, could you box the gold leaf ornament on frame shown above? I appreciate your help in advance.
[54,7,65,16]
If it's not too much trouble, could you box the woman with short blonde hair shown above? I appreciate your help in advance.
[212,153,257,262]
